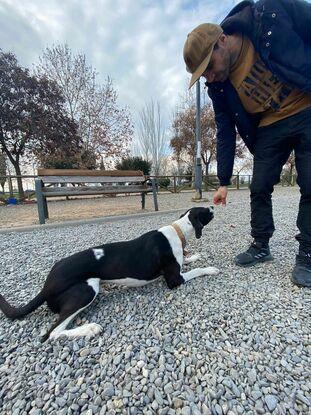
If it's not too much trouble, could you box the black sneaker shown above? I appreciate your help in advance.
[235,241,274,267]
[291,252,311,288]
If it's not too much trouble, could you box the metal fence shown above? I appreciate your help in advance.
[149,174,251,193]
[0,173,298,200]
[0,175,37,199]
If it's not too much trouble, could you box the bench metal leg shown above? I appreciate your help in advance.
[35,179,46,225]
[151,179,159,211]
[141,192,145,209]
[43,197,49,219]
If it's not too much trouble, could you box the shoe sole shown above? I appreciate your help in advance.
[290,276,311,288]
[235,255,274,268]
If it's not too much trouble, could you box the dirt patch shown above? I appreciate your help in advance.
[0,192,204,229]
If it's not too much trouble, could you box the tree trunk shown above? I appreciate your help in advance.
[290,164,294,186]
[12,160,25,200]
[205,162,210,176]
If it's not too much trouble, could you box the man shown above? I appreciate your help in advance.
[183,0,311,287]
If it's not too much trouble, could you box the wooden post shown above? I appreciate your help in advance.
[236,175,240,190]
[141,192,145,209]
[35,179,46,225]
[43,196,49,219]
[173,176,177,193]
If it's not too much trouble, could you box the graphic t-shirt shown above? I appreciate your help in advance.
[229,35,311,127]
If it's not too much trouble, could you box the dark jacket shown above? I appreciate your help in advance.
[207,0,311,186]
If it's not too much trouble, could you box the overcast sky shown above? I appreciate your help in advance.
[1,0,238,142]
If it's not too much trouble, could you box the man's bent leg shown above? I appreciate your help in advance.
[236,122,292,267]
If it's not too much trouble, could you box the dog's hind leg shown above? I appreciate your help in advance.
[41,278,101,342]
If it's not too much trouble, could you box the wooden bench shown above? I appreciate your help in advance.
[35,169,158,225]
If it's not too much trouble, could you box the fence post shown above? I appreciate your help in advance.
[151,178,159,211]
[236,175,240,190]
[141,192,145,209]
[35,179,46,225]
[173,176,177,193]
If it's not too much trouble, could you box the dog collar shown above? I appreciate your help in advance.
[171,223,186,251]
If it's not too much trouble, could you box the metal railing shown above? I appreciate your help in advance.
[149,174,253,193]
[0,175,37,199]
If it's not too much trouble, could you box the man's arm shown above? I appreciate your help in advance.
[208,87,236,187]
[208,86,237,207]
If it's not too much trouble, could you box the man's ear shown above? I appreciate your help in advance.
[217,34,227,48]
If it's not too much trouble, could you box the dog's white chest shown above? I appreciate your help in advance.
[158,226,183,266]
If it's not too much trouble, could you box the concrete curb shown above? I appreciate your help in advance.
[0,208,187,235]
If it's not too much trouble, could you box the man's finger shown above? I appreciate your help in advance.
[215,195,222,204]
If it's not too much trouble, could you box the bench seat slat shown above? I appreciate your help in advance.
[42,185,151,197]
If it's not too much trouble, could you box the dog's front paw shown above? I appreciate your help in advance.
[203,267,220,276]
[82,323,103,337]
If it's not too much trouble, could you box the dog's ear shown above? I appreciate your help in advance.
[193,218,204,239]
[189,214,204,239]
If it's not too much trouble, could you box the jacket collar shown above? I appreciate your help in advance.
[221,0,254,38]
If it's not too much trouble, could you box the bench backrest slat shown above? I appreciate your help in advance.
[37,169,144,177]
[39,176,145,184]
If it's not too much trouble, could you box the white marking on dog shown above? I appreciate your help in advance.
[159,226,183,266]
[87,278,100,294]
[105,277,158,287]
[49,278,101,339]
[93,248,104,260]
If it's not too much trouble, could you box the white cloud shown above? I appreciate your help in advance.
[0,0,240,147]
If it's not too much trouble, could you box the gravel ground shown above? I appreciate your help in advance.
[0,187,310,415]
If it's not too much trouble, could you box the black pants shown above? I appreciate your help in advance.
[250,107,311,251]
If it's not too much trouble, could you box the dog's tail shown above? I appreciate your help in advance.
[0,291,45,319]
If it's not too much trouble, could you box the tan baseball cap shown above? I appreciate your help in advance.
[183,23,223,88]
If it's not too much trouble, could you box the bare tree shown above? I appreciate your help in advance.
[171,88,247,177]
[282,151,296,186]
[137,100,168,175]
[233,144,253,175]
[36,44,133,167]
[0,51,81,199]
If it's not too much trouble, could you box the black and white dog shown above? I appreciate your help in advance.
[0,207,218,341]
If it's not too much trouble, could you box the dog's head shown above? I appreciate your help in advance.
[180,206,214,239]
